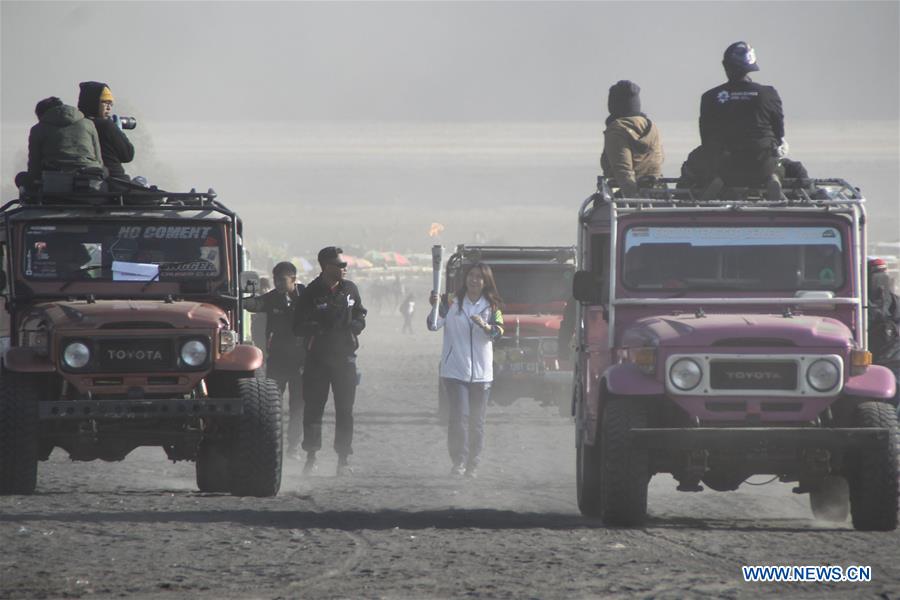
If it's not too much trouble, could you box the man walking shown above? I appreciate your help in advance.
[294,247,367,475]
[244,262,306,456]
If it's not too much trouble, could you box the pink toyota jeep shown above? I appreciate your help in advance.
[572,177,898,530]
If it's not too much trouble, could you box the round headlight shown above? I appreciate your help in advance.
[806,358,840,392]
[670,358,702,391]
[540,339,559,357]
[180,340,208,367]
[63,342,91,369]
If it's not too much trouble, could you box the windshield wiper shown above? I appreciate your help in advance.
[140,271,161,292]
[59,265,107,292]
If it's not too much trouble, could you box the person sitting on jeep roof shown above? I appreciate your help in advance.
[25,96,104,188]
[77,81,135,181]
[699,41,785,200]
[600,80,664,197]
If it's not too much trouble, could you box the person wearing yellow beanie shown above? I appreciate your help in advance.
[77,81,134,180]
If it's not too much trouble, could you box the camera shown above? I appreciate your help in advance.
[113,115,137,130]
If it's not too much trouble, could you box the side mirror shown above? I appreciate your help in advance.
[239,270,260,295]
[573,270,604,304]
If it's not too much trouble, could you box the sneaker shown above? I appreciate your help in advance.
[700,177,724,201]
[302,453,318,475]
[765,175,785,200]
[336,456,353,477]
[464,466,478,479]
[450,463,465,477]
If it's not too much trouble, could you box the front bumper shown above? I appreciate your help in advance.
[39,398,242,420]
[630,427,891,451]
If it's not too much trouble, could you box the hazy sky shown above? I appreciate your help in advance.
[2,1,898,124]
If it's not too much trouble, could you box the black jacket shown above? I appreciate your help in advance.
[294,276,366,362]
[77,81,135,179]
[869,284,900,366]
[699,79,784,154]
[245,285,306,378]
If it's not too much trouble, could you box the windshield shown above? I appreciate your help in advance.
[22,222,224,282]
[490,265,574,306]
[622,226,845,291]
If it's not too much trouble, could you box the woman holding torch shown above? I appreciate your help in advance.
[428,263,504,478]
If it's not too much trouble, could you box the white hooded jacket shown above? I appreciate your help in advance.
[427,295,504,383]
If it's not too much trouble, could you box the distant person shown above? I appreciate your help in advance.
[600,80,664,197]
[25,96,104,187]
[427,262,504,478]
[867,258,900,407]
[77,81,135,181]
[294,247,367,476]
[245,264,306,457]
[699,41,785,200]
[399,293,416,334]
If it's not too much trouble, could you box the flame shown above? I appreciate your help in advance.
[429,222,445,237]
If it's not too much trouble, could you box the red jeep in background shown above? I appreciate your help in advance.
[572,177,898,531]
[441,245,575,415]
[0,188,282,497]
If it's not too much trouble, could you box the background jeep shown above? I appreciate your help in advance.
[0,188,282,496]
[572,177,899,531]
[441,245,575,415]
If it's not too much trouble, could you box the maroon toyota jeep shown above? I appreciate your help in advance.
[441,245,575,414]
[0,188,282,496]
[572,177,899,530]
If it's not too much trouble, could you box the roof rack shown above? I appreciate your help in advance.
[590,176,864,209]
[1,187,233,217]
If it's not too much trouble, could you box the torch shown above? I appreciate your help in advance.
[431,244,444,329]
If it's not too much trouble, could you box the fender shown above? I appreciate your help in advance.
[604,362,665,396]
[214,344,264,372]
[3,347,55,373]
[844,365,897,401]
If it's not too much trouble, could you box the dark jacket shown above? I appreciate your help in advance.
[77,81,135,179]
[869,282,900,366]
[699,79,784,154]
[245,284,306,378]
[294,275,366,362]
[27,105,103,180]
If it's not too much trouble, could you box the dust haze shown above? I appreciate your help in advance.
[2,3,900,597]
[1,1,898,253]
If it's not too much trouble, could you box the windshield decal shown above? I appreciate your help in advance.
[116,226,213,240]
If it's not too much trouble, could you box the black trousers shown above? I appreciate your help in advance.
[719,146,777,187]
[302,355,358,456]
[273,369,304,451]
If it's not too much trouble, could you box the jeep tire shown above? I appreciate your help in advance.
[229,377,283,497]
[576,425,603,517]
[0,372,41,495]
[848,401,899,531]
[808,475,849,522]
[599,397,650,526]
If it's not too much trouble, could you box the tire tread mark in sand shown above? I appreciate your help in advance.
[288,497,373,591]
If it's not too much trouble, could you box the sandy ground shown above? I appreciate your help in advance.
[1,314,899,599]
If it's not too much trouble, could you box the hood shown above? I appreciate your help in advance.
[34,300,228,331]
[77,81,108,118]
[621,313,853,349]
[504,313,562,336]
[40,104,84,127]
[607,115,658,153]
